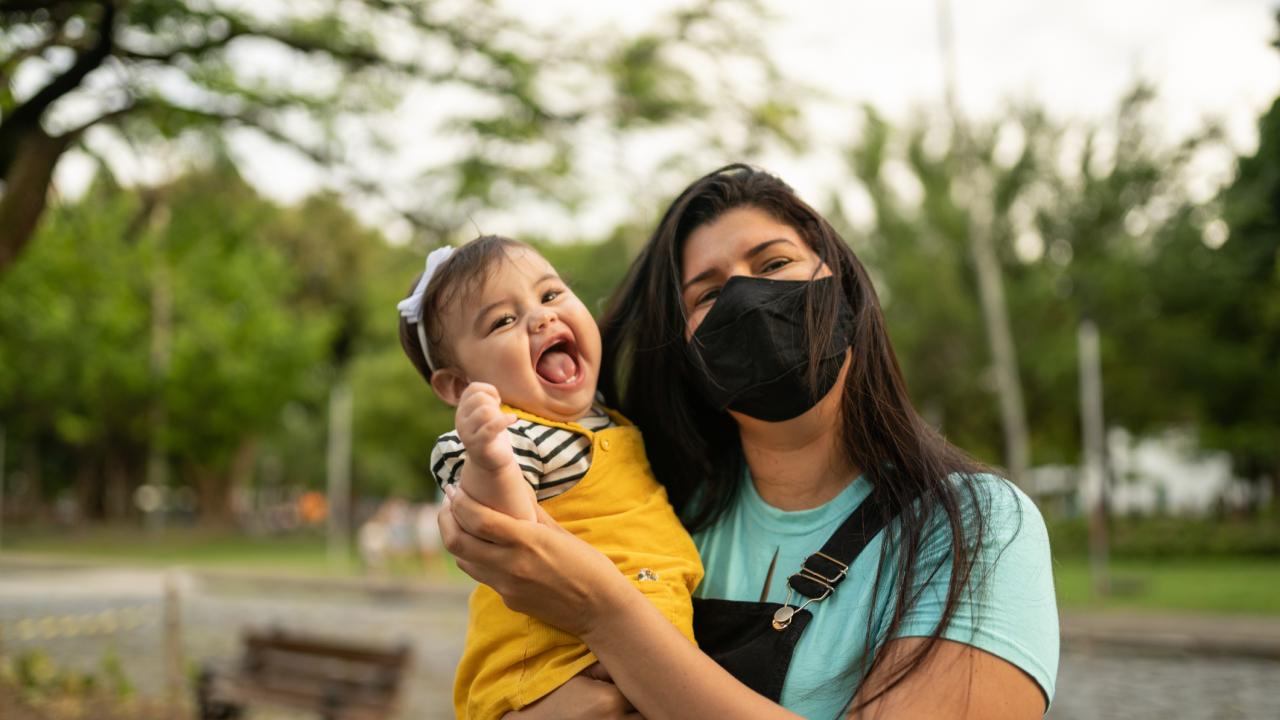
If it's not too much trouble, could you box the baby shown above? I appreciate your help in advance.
[397,235,702,719]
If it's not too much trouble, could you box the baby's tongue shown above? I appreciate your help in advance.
[536,350,578,384]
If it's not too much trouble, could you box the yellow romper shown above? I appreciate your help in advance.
[452,406,703,719]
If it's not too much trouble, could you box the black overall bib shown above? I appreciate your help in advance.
[691,490,896,703]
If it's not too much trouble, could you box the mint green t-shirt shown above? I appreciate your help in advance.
[692,472,1059,719]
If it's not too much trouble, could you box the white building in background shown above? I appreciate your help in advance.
[1024,428,1272,518]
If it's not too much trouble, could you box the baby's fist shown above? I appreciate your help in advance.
[456,382,518,471]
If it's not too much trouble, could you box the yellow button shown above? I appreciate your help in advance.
[600,438,611,451]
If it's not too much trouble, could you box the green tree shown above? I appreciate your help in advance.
[0,162,332,521]
[0,0,800,270]
[0,176,151,517]
[1141,24,1280,500]
[837,87,1222,471]
[156,164,332,521]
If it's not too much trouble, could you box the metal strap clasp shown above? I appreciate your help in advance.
[772,552,849,632]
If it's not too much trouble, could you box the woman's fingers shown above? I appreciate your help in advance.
[439,511,520,591]
[531,499,576,534]
[447,485,529,544]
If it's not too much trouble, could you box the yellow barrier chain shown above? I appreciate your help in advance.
[3,604,156,641]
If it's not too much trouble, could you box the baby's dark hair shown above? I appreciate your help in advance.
[399,235,528,382]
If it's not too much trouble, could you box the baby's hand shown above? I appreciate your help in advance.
[456,382,519,472]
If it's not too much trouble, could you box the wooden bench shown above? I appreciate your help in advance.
[196,628,413,720]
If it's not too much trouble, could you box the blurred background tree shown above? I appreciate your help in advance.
[0,0,801,270]
[0,0,803,527]
[0,1,1275,545]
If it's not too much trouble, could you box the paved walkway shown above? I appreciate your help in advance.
[3,557,1279,720]
[4,553,1279,658]
[1061,611,1280,659]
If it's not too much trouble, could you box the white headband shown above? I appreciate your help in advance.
[396,246,456,373]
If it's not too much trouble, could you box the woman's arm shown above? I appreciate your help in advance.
[440,484,802,720]
[851,478,1056,718]
[849,638,1046,719]
[503,675,641,720]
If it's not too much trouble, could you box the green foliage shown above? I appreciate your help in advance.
[835,85,1269,481]
[0,647,166,719]
[0,0,803,269]
[0,180,152,462]
[1048,514,1280,559]
[1181,95,1280,480]
[0,161,333,517]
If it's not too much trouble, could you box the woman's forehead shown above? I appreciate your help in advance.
[680,207,810,279]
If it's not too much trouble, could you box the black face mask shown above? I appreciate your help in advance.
[687,275,855,422]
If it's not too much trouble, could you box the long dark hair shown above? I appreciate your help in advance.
[599,164,1000,708]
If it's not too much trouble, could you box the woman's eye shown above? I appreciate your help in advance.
[695,288,721,306]
[489,315,515,333]
[761,257,792,273]
[542,289,562,303]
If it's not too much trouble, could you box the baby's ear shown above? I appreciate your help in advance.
[429,368,468,407]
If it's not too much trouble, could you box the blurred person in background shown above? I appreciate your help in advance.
[416,500,444,572]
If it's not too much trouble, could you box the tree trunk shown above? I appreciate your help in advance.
[936,0,1031,485]
[327,377,354,565]
[229,439,257,500]
[1078,319,1110,596]
[193,465,234,527]
[103,450,132,522]
[1271,463,1280,514]
[72,457,100,522]
[23,443,45,520]
[0,124,71,272]
[967,194,1032,485]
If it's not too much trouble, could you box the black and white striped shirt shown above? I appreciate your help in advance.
[430,405,616,501]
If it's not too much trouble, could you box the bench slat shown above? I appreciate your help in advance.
[198,629,411,720]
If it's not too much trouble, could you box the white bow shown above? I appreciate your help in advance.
[396,246,455,372]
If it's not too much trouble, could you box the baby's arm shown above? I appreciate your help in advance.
[455,382,538,522]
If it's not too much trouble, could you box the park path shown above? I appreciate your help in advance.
[2,559,1279,719]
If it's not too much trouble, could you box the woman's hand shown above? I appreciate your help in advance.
[501,675,641,720]
[438,483,634,637]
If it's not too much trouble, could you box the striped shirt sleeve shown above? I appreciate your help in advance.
[429,428,544,492]
[430,407,615,501]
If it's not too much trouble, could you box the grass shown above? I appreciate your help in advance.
[2,525,344,573]
[5,526,1278,615]
[0,524,472,582]
[1052,556,1280,616]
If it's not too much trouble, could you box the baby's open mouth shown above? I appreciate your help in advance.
[535,337,581,384]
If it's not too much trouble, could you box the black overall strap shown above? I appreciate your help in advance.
[692,486,906,698]
[786,488,895,601]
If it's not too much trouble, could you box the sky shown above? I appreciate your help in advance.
[524,0,1279,212]
[51,0,1280,240]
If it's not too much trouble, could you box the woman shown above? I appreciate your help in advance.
[439,164,1059,719]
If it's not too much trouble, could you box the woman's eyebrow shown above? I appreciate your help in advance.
[681,238,795,291]
[682,268,716,292]
[745,237,794,259]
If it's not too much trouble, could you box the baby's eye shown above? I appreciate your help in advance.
[488,314,516,333]
[541,289,562,303]
[761,257,792,273]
